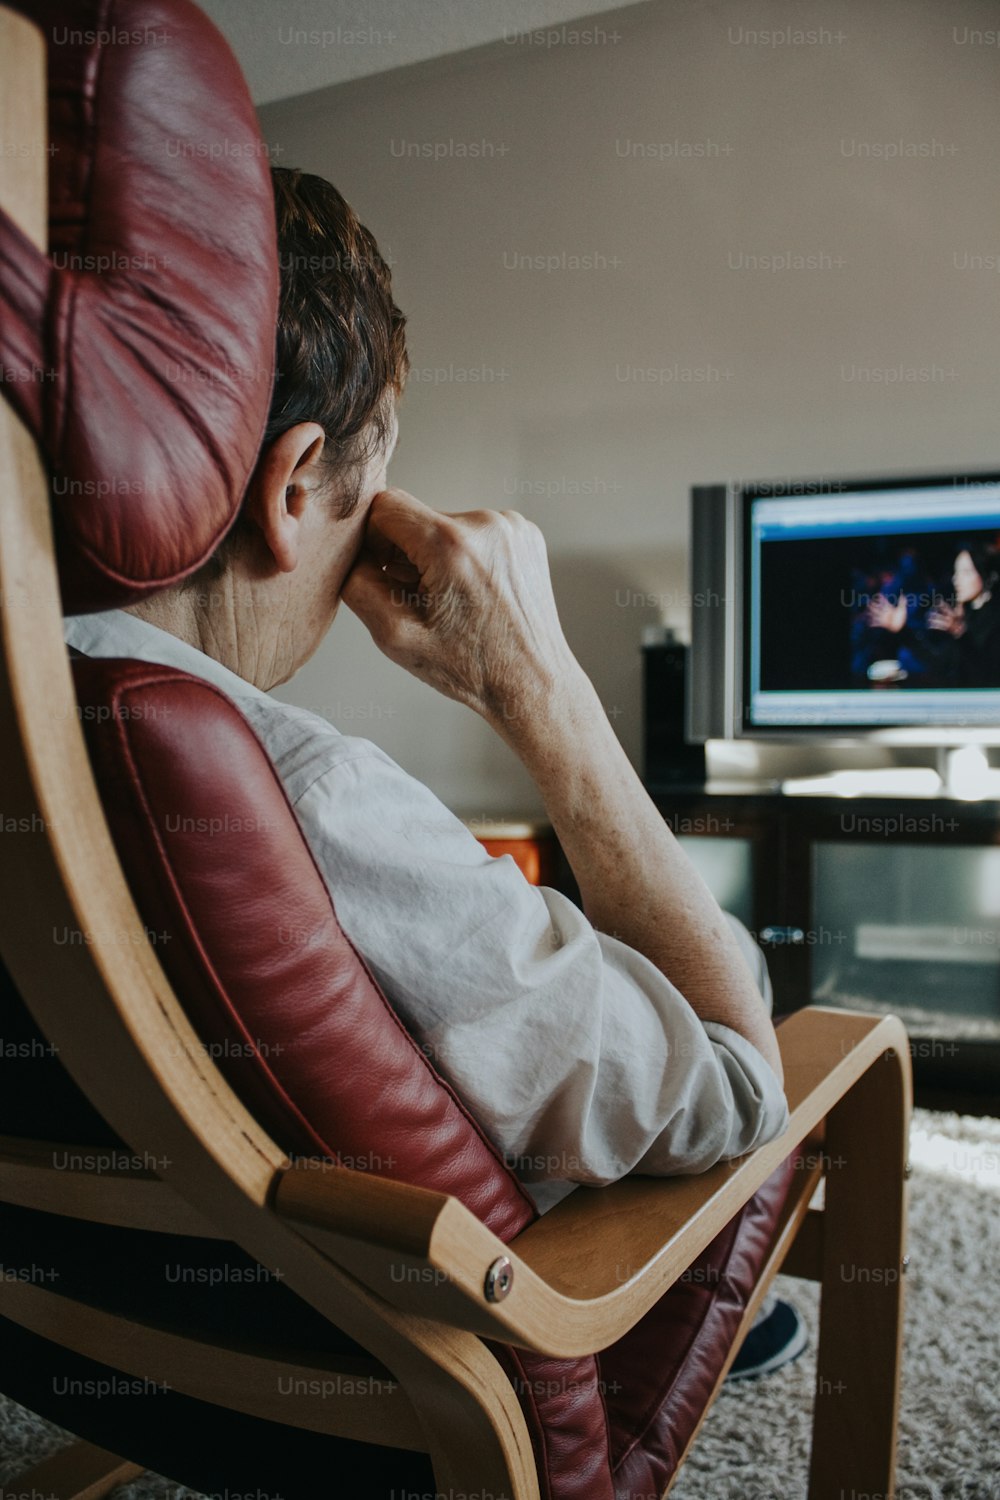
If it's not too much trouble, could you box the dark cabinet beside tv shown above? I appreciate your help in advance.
[650,786,1000,1113]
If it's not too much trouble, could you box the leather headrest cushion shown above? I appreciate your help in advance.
[0,1,277,611]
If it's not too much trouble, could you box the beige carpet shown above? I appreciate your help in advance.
[671,1107,1000,1500]
[2,1106,998,1498]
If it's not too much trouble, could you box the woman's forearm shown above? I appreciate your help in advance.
[488,663,784,1083]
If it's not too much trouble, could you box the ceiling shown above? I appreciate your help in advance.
[197,0,647,105]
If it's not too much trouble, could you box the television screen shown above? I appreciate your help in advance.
[746,484,1000,729]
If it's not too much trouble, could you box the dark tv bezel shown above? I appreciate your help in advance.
[740,471,1000,737]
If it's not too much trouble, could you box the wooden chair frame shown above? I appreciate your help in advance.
[0,11,911,1499]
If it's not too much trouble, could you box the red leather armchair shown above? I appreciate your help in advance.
[0,5,911,1498]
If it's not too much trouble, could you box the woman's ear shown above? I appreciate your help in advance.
[244,423,326,573]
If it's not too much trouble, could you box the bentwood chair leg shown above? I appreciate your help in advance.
[0,1439,145,1500]
[808,1043,910,1499]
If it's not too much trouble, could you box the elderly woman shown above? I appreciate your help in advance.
[65,166,795,1374]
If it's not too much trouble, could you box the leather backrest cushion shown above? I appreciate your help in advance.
[0,0,277,611]
[72,655,536,1242]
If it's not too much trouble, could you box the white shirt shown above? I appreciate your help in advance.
[65,610,789,1211]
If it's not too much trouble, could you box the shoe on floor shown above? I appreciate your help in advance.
[726,1297,808,1381]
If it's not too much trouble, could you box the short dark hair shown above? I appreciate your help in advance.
[264,166,408,516]
[193,168,407,582]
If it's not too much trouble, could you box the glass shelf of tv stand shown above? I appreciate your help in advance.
[811,838,1000,1045]
[647,780,1000,1102]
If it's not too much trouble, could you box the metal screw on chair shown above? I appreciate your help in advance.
[904,1160,912,1179]
[902,1255,910,1275]
[485,1256,513,1302]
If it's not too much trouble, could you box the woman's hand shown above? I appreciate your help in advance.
[341,488,580,726]
[866,594,907,633]
[928,601,967,638]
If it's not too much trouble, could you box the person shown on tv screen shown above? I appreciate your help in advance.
[868,541,1000,688]
[852,547,935,686]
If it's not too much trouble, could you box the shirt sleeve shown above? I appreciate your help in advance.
[291,736,790,1188]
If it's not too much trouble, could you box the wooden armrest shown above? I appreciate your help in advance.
[275,1007,910,1357]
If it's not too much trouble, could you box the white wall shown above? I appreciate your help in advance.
[199,0,649,104]
[260,0,1000,815]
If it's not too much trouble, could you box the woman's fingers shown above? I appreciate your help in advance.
[342,486,570,718]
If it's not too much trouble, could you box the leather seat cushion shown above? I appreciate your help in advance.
[604,1151,795,1494]
[491,1152,795,1500]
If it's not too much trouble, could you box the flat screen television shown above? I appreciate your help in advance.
[688,473,1000,743]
